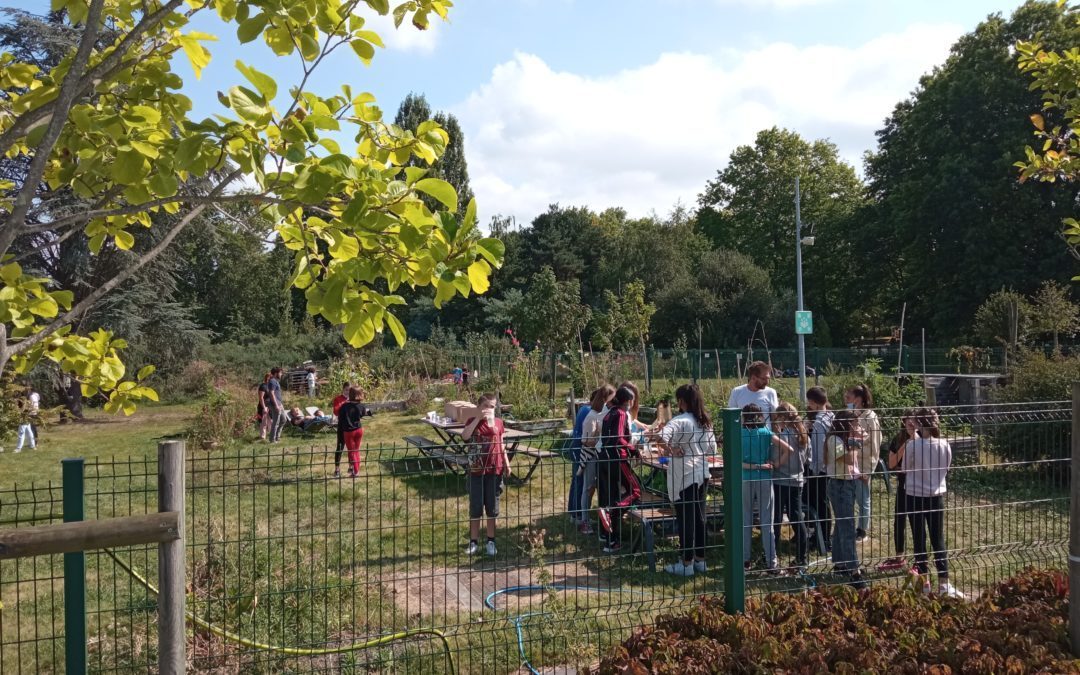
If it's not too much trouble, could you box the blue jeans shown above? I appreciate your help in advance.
[828,478,858,572]
[855,477,871,534]
[567,445,584,520]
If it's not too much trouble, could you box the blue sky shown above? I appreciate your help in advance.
[9,0,1023,221]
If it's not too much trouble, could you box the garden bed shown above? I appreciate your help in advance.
[595,568,1079,674]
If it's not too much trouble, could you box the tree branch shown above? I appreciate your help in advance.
[7,168,241,359]
[12,227,78,263]
[0,0,186,159]
[0,0,106,259]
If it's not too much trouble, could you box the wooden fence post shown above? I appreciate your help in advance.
[1070,383,1080,655]
[158,440,186,674]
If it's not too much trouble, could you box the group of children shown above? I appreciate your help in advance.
[736,367,962,596]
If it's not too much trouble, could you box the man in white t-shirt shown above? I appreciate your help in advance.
[727,361,779,427]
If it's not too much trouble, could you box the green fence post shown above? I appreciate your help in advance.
[722,408,745,614]
[646,346,654,392]
[62,458,86,675]
[549,351,557,401]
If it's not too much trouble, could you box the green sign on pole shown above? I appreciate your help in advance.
[795,310,813,335]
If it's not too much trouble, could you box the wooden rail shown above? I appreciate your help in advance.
[0,511,180,559]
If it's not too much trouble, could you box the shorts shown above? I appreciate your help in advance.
[469,473,500,519]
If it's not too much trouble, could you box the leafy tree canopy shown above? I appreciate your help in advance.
[0,0,503,413]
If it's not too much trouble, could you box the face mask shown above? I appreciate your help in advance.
[846,402,856,410]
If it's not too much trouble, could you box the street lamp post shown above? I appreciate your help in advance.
[795,177,807,405]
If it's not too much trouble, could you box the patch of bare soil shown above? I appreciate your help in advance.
[383,561,604,618]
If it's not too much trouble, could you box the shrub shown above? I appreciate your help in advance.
[990,349,1078,463]
[822,358,924,412]
[594,568,1078,674]
[188,384,255,449]
[171,360,217,400]
[403,387,429,415]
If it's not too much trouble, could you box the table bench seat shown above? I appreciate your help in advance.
[403,435,470,472]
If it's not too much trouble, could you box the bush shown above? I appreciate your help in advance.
[171,360,217,400]
[188,384,255,449]
[990,350,1078,463]
[403,387,429,415]
[822,358,924,412]
[595,568,1078,674]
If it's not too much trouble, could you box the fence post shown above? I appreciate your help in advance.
[645,346,654,392]
[158,440,186,674]
[549,352,557,401]
[722,408,744,614]
[62,458,86,675]
[1071,383,1080,655]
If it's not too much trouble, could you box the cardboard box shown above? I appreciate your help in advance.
[444,401,478,423]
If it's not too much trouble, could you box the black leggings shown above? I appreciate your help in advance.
[910,494,948,578]
[597,452,640,544]
[674,482,707,562]
[334,426,345,468]
[773,483,808,565]
[893,478,916,556]
[804,471,831,549]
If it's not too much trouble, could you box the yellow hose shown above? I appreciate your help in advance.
[103,549,457,674]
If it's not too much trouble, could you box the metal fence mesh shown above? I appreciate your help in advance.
[0,400,1071,673]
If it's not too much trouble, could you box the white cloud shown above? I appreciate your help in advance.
[362,10,441,53]
[455,23,961,224]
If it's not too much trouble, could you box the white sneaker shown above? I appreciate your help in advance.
[939,582,965,599]
[486,540,497,557]
[13,448,20,453]
[465,541,479,556]
[693,560,707,573]
[664,561,694,577]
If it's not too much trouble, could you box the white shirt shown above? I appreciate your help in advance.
[902,437,951,497]
[29,392,39,413]
[659,413,717,501]
[727,384,779,427]
[580,409,605,460]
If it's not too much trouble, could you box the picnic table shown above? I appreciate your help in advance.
[405,418,558,482]
[627,448,724,572]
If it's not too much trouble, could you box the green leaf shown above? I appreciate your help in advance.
[265,26,294,55]
[228,86,271,125]
[385,311,406,347]
[178,33,215,79]
[350,39,375,65]
[237,13,267,42]
[329,232,360,260]
[0,262,21,285]
[414,178,458,212]
[137,365,156,380]
[476,238,505,266]
[468,260,491,294]
[343,311,376,347]
[129,140,160,158]
[149,171,179,197]
[114,230,135,251]
[463,197,477,227]
[340,195,368,227]
[128,105,161,125]
[112,149,148,184]
[235,61,277,100]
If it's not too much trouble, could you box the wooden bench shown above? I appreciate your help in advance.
[403,435,470,473]
[627,493,724,572]
[508,444,560,482]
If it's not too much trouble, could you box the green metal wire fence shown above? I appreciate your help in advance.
[0,400,1070,673]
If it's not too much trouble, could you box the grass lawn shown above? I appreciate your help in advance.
[0,394,1070,674]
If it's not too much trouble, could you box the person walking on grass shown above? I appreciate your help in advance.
[655,383,717,577]
[331,382,351,477]
[772,401,809,572]
[462,394,511,557]
[903,408,964,598]
[740,403,795,574]
[267,368,286,443]
[576,385,615,535]
[336,387,371,478]
[825,410,864,581]
[12,385,36,452]
[878,410,918,572]
[804,386,834,555]
[305,366,317,398]
[257,373,272,441]
[598,386,641,554]
[845,384,882,542]
[728,361,779,428]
